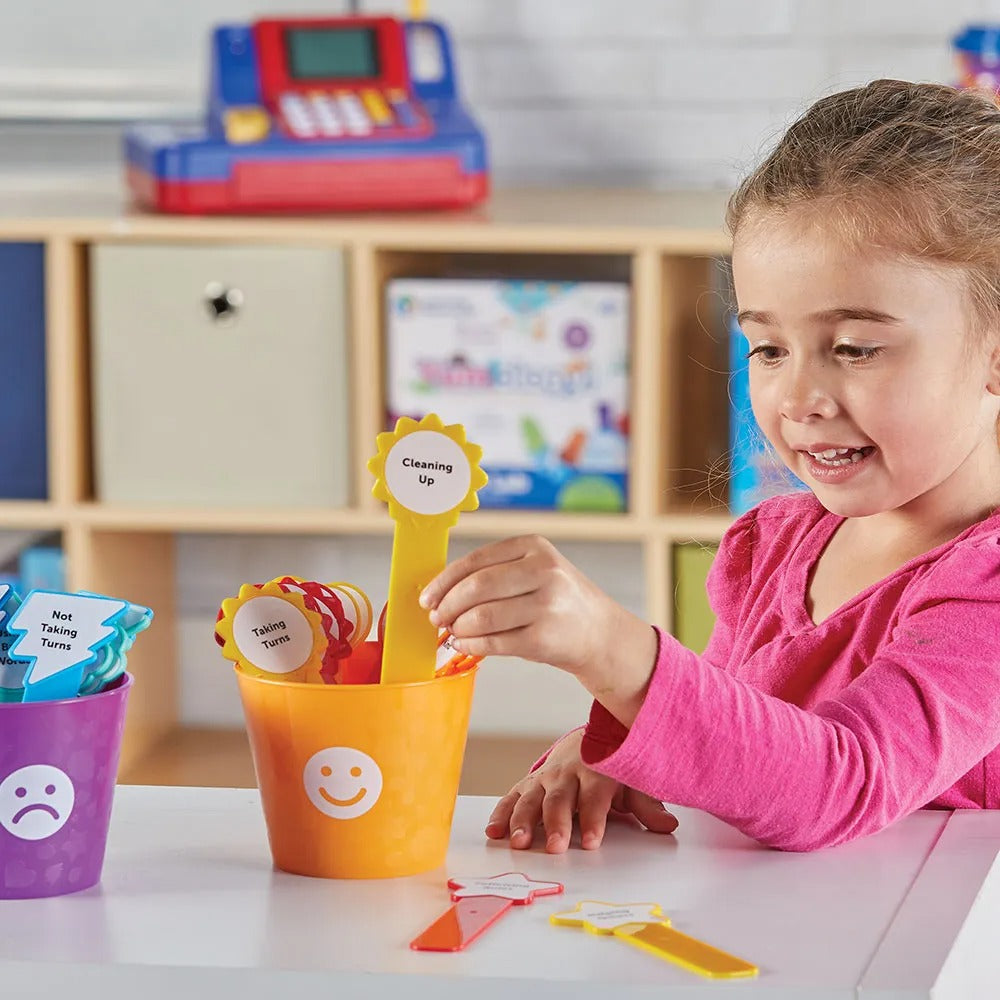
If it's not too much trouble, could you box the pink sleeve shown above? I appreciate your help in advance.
[580,505,756,768]
[584,540,1000,851]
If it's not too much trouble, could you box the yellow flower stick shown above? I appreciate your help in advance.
[550,901,757,980]
[216,582,327,683]
[369,414,487,684]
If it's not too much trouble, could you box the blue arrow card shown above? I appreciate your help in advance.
[0,586,26,701]
[8,590,128,702]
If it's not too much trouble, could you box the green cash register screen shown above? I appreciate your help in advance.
[286,28,379,80]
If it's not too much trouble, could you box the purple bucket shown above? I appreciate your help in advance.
[0,673,131,899]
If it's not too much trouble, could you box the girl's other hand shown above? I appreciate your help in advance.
[485,730,678,852]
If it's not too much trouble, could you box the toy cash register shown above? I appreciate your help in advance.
[125,14,488,213]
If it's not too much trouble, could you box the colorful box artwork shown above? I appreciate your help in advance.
[386,279,631,511]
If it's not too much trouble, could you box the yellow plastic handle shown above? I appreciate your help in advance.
[381,520,447,683]
[368,415,487,685]
[615,922,758,980]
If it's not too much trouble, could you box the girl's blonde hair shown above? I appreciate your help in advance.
[726,79,1000,334]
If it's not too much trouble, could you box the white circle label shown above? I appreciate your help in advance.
[0,764,75,841]
[303,747,383,820]
[384,431,472,516]
[232,596,314,674]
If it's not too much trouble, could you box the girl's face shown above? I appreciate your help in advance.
[732,210,1000,522]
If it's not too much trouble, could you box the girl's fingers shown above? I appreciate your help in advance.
[446,591,545,643]
[485,789,520,840]
[507,780,546,850]
[444,624,535,661]
[540,774,581,854]
[626,790,680,835]
[484,733,664,855]
[576,775,618,850]
[420,537,540,611]
[610,785,628,814]
[428,554,546,631]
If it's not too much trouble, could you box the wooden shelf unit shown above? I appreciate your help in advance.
[0,188,736,792]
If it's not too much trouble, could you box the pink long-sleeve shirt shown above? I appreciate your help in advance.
[580,492,1000,851]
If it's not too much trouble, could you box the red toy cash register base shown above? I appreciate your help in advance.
[125,14,488,213]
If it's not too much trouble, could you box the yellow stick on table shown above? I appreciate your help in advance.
[550,901,757,980]
[368,414,487,684]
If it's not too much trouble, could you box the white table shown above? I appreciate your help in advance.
[1,787,999,998]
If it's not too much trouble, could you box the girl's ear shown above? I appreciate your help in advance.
[988,343,1000,396]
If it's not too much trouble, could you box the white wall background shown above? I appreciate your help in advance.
[2,0,992,735]
[0,0,991,187]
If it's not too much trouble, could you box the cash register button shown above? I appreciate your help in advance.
[223,106,270,143]
[285,116,317,138]
[279,93,306,114]
[335,92,372,135]
[279,93,318,137]
[309,94,345,136]
[387,91,419,128]
[361,89,393,125]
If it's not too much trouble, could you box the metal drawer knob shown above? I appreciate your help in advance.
[204,282,244,323]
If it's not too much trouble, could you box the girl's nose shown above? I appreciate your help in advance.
[778,365,838,422]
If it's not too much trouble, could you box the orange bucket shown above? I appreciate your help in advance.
[235,642,476,879]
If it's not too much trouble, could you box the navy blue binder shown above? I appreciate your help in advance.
[0,243,47,499]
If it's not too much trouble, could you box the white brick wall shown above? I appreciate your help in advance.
[390,0,993,185]
[0,0,994,186]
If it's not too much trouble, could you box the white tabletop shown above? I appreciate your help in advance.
[1,787,999,999]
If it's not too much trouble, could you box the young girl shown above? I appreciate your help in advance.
[418,79,1000,853]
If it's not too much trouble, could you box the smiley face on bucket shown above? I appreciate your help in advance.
[303,747,383,819]
[0,764,75,841]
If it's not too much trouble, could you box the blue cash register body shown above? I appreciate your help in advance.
[125,15,488,213]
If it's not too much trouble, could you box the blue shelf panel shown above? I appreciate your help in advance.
[0,243,47,500]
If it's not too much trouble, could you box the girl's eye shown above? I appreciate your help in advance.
[746,343,884,366]
[746,345,783,365]
[834,344,884,363]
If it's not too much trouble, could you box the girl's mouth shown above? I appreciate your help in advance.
[805,446,875,467]
[800,446,877,482]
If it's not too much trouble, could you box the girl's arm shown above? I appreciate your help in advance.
[583,541,1000,850]
[511,527,749,774]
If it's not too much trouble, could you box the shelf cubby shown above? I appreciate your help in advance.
[0,188,737,790]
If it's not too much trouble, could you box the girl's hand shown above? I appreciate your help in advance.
[485,730,678,852]
[419,535,657,721]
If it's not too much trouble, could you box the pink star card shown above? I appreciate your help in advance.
[410,872,564,952]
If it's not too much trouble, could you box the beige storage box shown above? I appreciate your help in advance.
[91,243,349,507]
